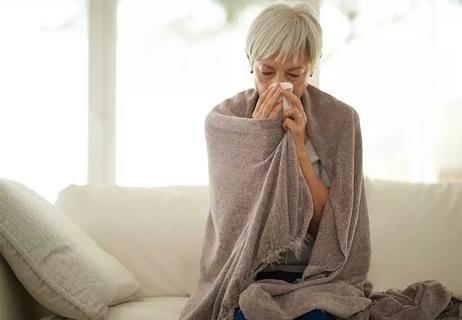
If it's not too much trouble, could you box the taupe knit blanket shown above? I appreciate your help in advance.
[179,84,460,320]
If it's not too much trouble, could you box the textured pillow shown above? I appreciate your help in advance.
[0,178,141,320]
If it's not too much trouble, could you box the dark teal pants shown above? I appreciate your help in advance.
[234,271,336,320]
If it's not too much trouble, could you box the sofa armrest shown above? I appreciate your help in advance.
[0,255,51,320]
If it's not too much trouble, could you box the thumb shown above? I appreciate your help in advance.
[283,118,295,130]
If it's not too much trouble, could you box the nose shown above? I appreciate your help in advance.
[275,71,287,83]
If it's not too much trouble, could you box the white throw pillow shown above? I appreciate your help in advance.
[0,178,141,320]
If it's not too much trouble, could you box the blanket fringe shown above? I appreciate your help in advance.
[222,234,309,319]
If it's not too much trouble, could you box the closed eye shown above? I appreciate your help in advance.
[261,71,301,77]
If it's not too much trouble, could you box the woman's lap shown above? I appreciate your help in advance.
[234,307,335,320]
[233,270,336,320]
[255,270,303,283]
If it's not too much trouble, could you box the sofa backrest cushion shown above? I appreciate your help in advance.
[54,184,209,298]
[365,177,462,298]
[54,177,462,298]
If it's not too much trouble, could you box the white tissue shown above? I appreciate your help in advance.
[270,81,293,111]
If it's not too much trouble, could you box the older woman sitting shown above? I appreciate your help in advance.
[180,1,352,320]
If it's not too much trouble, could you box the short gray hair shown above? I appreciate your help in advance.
[245,1,323,71]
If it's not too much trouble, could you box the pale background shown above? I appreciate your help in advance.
[0,0,461,202]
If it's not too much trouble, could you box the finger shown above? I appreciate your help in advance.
[283,107,298,118]
[261,86,281,118]
[254,85,278,118]
[261,87,281,118]
[253,95,266,118]
[283,118,296,131]
[279,89,304,113]
[268,101,283,119]
[283,118,305,140]
[265,83,280,95]
[254,87,272,118]
[283,107,304,121]
[260,85,279,106]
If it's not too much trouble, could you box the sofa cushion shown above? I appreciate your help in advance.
[0,178,141,320]
[39,296,188,320]
[366,177,462,298]
[54,184,209,298]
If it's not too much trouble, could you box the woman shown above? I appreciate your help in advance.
[234,2,335,319]
[179,1,370,319]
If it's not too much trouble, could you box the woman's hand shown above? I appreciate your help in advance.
[252,84,283,119]
[280,89,309,156]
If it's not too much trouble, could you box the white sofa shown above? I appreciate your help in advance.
[1,177,461,320]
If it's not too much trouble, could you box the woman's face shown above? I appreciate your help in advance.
[249,54,313,98]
